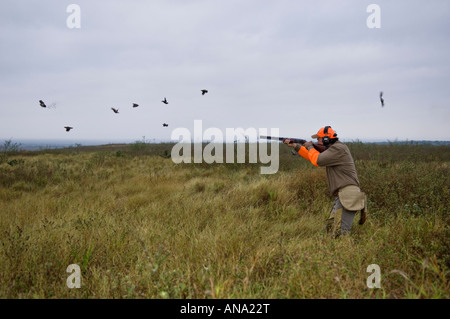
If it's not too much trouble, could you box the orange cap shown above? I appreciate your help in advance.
[311,126,337,139]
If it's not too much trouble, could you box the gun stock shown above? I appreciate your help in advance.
[260,136,327,153]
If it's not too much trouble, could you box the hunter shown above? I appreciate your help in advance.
[284,126,367,238]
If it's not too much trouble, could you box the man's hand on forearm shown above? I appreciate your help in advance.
[283,139,298,148]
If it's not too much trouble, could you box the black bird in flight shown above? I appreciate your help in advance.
[380,91,385,107]
[162,123,169,127]
[39,100,47,108]
[111,107,119,113]
[132,103,139,108]
[201,89,208,95]
[64,126,73,132]
[162,97,168,104]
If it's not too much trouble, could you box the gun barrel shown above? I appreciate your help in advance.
[260,136,306,144]
[260,135,327,153]
[260,135,283,141]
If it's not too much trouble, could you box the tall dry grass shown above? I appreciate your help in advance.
[0,141,448,298]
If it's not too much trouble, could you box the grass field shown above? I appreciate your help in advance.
[0,141,449,299]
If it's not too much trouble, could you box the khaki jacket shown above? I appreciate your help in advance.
[298,141,360,196]
[297,141,367,223]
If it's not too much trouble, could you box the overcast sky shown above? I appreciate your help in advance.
[1,0,449,144]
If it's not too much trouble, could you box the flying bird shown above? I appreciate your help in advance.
[201,89,208,95]
[380,91,384,107]
[64,126,73,132]
[39,100,47,108]
[163,123,169,127]
[111,107,119,113]
[132,103,139,108]
[162,97,168,104]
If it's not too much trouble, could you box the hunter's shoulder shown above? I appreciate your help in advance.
[331,140,347,149]
[326,140,345,150]
[322,140,350,155]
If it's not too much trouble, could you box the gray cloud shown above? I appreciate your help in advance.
[1,0,449,143]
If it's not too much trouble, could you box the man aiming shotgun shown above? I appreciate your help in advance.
[274,126,367,237]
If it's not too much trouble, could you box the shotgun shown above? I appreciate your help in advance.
[260,136,327,153]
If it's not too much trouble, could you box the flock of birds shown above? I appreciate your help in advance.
[39,89,383,133]
[39,89,209,132]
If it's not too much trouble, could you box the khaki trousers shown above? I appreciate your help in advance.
[326,196,356,238]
